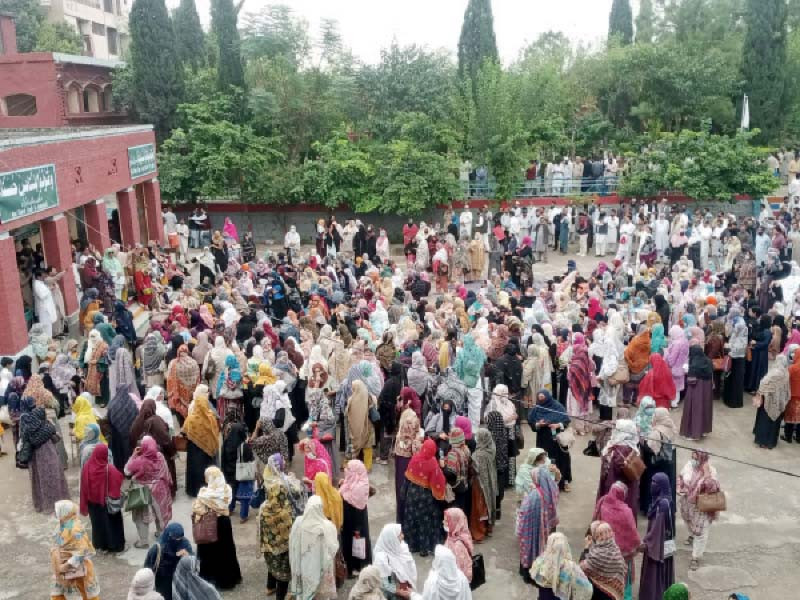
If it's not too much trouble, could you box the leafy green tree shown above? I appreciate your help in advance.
[635,0,655,43]
[129,0,184,142]
[741,0,788,142]
[211,0,245,90]
[33,21,82,53]
[173,0,205,70]
[0,0,82,53]
[457,0,498,84]
[303,133,377,210]
[240,4,311,65]
[609,0,634,45]
[621,127,777,201]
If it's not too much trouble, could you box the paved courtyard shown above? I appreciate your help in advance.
[2,248,798,599]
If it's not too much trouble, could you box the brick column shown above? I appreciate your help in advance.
[142,179,164,246]
[117,187,141,249]
[0,233,29,355]
[41,215,79,316]
[84,199,112,252]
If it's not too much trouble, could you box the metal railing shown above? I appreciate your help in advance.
[459,176,620,199]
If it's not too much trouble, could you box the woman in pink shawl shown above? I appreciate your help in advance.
[444,507,474,582]
[198,304,214,329]
[298,437,332,488]
[593,481,641,599]
[222,217,239,242]
[665,325,690,408]
[567,333,594,434]
[454,415,473,443]
[588,297,604,321]
[124,435,174,548]
[339,459,372,576]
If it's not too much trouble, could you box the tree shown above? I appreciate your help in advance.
[173,0,205,70]
[33,21,82,53]
[129,0,184,142]
[211,0,245,91]
[609,0,634,45]
[635,0,655,43]
[457,0,498,84]
[0,0,81,53]
[741,0,788,142]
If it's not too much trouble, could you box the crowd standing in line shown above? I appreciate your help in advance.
[7,195,791,600]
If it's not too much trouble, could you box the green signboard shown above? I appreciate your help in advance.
[128,143,157,179]
[0,164,59,223]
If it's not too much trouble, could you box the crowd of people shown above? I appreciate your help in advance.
[4,195,788,600]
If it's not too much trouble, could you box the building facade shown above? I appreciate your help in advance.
[41,0,130,60]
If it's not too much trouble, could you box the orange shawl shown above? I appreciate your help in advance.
[624,331,651,374]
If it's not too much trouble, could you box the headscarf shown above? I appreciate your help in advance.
[127,567,164,600]
[580,521,626,600]
[79,423,109,468]
[405,438,446,500]
[515,447,546,495]
[758,354,791,420]
[195,466,232,515]
[592,482,641,558]
[624,330,651,374]
[454,415,472,440]
[394,407,421,458]
[634,396,656,436]
[527,389,570,426]
[297,437,333,482]
[172,555,221,600]
[339,459,370,510]
[647,407,676,454]
[289,496,340,600]
[487,384,517,427]
[251,417,290,464]
[650,323,667,354]
[348,565,384,600]
[215,353,242,398]
[373,523,417,588]
[443,507,473,580]
[182,386,220,456]
[602,419,639,456]
[420,545,471,600]
[313,472,343,530]
[346,379,373,454]
[485,411,509,472]
[648,471,674,520]
[637,354,677,409]
[687,345,713,380]
[72,393,102,442]
[80,443,123,516]
[529,532,593,600]
[255,362,278,386]
[52,500,96,585]
[142,332,167,375]
[568,336,594,411]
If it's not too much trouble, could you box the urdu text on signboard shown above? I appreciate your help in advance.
[0,164,59,223]
[128,143,157,180]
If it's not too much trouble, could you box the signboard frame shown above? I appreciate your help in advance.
[0,163,59,224]
[128,143,157,179]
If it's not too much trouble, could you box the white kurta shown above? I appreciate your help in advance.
[33,279,57,337]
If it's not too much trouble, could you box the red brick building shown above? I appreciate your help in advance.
[0,14,163,356]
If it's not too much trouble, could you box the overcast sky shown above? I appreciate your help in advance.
[169,0,618,65]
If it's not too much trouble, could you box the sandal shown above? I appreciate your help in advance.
[685,536,694,546]
[689,559,700,570]
[134,541,149,549]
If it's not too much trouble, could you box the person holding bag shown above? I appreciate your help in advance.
[339,459,373,578]
[677,450,723,571]
[595,420,643,523]
[124,436,173,549]
[50,500,100,600]
[79,444,125,553]
[220,414,254,523]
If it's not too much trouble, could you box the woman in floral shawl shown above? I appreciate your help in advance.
[215,353,243,422]
[677,450,721,571]
[124,436,174,548]
[567,333,594,435]
[166,345,200,422]
[529,532,593,600]
[403,438,446,556]
[394,407,421,522]
[260,454,297,600]
[593,482,641,600]
[81,329,109,406]
[579,521,626,600]
[50,500,100,600]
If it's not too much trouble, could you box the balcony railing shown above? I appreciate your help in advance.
[459,176,620,199]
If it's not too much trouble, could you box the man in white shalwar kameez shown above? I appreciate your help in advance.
[698,219,713,270]
[33,271,58,338]
[654,213,670,260]
[459,209,473,240]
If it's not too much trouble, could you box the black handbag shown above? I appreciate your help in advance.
[470,553,486,590]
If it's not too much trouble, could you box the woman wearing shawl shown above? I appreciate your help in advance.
[469,429,497,542]
[340,459,373,576]
[377,362,403,465]
[313,471,343,530]
[404,438,447,556]
[420,545,471,600]
[516,462,560,579]
[50,500,100,600]
[25,373,68,467]
[20,399,70,512]
[442,426,471,515]
[346,379,377,470]
[202,337,231,402]
[373,523,418,596]
[289,495,340,600]
[172,555,221,600]
[663,325,689,408]
[259,454,299,600]
[567,333,594,435]
[166,345,199,423]
[454,334,487,426]
[528,389,572,492]
[753,354,790,449]
[106,352,139,473]
[81,329,109,406]
[191,466,242,590]
[252,416,291,474]
[591,330,620,421]
[638,407,677,516]
[182,385,220,496]
[125,436,174,548]
[306,362,338,472]
[593,482,640,600]
[80,423,110,468]
[650,323,667,355]
[80,443,125,553]
[639,473,675,600]
[140,331,167,388]
[127,568,165,600]
[622,328,650,406]
[724,314,749,409]
[485,384,519,487]
[394,407,422,522]
[130,397,178,496]
[680,346,714,441]
[73,393,102,443]
[215,353,243,422]
[579,521,626,600]
[113,300,137,346]
[596,420,641,521]
[348,565,387,600]
[297,437,333,488]
[677,450,721,571]
[745,315,773,394]
[637,354,676,411]
[220,415,254,523]
[784,348,800,443]
[442,507,474,584]
[529,532,593,600]
[521,336,553,410]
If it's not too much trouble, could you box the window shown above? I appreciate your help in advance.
[107,27,118,55]
[104,0,113,12]
[1,94,38,116]
[82,35,93,56]
[102,86,113,111]
[83,87,100,113]
[92,22,105,36]
[66,85,81,113]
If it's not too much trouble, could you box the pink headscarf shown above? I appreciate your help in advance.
[689,326,705,347]
[339,459,370,510]
[454,415,473,440]
[301,438,333,483]
[573,332,586,347]
[444,507,474,580]
[198,305,214,329]
[592,481,641,558]
[223,217,239,242]
[457,285,467,300]
[521,236,532,248]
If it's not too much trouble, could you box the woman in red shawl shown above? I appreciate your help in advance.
[588,297,604,321]
[134,259,155,308]
[638,354,677,409]
[403,438,446,556]
[168,305,188,329]
[593,481,641,600]
[124,436,174,548]
[297,437,333,489]
[398,386,422,421]
[567,333,594,434]
[80,444,125,552]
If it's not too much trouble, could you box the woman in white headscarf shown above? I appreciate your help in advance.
[590,329,621,421]
[373,523,418,594]
[143,385,175,436]
[284,226,301,263]
[420,545,472,600]
[202,337,230,399]
[289,496,340,600]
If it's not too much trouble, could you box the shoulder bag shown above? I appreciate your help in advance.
[124,482,152,512]
[192,510,219,544]
[470,553,486,590]
[609,360,630,386]
[697,490,727,513]
[235,442,256,482]
[105,466,124,515]
[555,427,576,450]
[621,449,646,481]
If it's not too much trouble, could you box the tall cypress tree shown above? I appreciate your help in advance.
[608,0,634,45]
[742,0,788,142]
[457,0,499,84]
[211,0,245,91]
[129,0,184,142]
[635,0,655,44]
[173,0,205,70]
